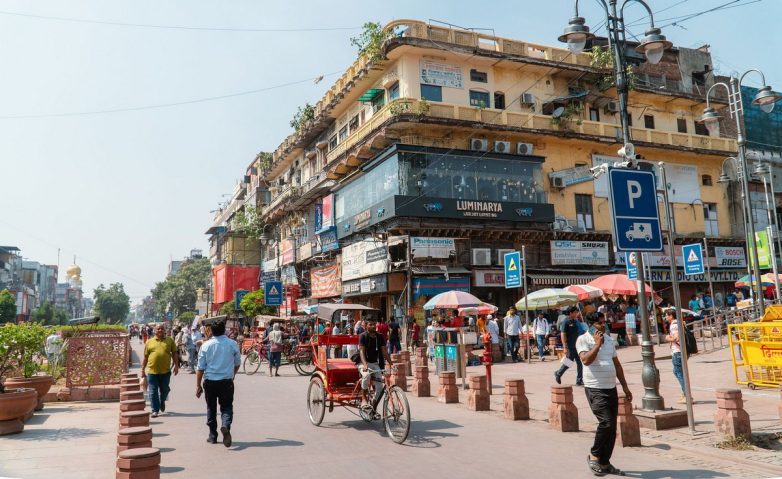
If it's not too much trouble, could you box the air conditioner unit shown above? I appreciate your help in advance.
[471,248,492,266]
[605,101,620,113]
[549,176,565,189]
[520,93,535,105]
[496,249,514,265]
[471,138,489,151]
[516,142,534,155]
[494,141,511,154]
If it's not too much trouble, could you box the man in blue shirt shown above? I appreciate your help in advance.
[196,319,241,447]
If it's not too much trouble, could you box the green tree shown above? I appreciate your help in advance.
[177,311,195,324]
[93,283,130,324]
[0,289,16,324]
[350,21,391,62]
[31,301,69,325]
[151,257,210,318]
[219,300,237,316]
[289,103,315,133]
[233,206,265,241]
[239,289,277,318]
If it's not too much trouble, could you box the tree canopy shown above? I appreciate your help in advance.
[151,257,210,318]
[0,289,16,324]
[31,301,69,325]
[93,283,130,324]
[239,289,277,318]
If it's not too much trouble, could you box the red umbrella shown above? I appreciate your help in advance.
[423,291,482,310]
[587,274,654,296]
[458,302,498,316]
[564,284,603,301]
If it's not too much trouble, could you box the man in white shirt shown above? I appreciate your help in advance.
[45,330,63,364]
[503,307,521,362]
[532,313,550,361]
[577,313,632,476]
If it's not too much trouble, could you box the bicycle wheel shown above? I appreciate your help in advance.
[294,350,316,376]
[243,350,262,375]
[307,376,326,426]
[383,385,410,444]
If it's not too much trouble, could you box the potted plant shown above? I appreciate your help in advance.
[0,324,39,434]
[2,323,53,411]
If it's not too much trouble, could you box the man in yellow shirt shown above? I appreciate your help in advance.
[142,324,179,417]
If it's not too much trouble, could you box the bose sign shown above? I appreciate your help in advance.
[714,247,747,268]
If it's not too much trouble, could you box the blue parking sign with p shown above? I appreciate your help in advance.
[609,168,663,252]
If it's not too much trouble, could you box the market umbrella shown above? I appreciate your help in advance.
[515,288,579,311]
[587,274,654,296]
[423,290,483,310]
[458,302,498,316]
[734,274,775,288]
[564,284,604,301]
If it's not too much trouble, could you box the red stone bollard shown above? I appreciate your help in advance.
[116,447,160,479]
[120,399,146,413]
[120,391,144,402]
[401,351,413,378]
[121,383,141,394]
[117,426,153,453]
[617,392,641,446]
[120,411,150,428]
[122,373,138,380]
[714,389,751,439]
[412,366,430,397]
[467,375,490,411]
[778,385,782,422]
[121,377,140,385]
[438,371,459,403]
[503,378,529,420]
[390,354,407,391]
[415,347,428,368]
[548,385,579,432]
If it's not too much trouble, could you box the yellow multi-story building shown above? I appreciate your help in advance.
[216,20,757,317]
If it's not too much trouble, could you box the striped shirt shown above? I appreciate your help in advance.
[576,332,617,389]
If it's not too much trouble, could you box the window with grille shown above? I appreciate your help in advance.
[644,114,655,129]
[677,118,687,133]
[470,69,488,82]
[575,194,594,230]
[704,203,719,236]
[494,92,505,110]
[702,175,713,186]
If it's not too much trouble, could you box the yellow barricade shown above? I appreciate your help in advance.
[728,318,782,389]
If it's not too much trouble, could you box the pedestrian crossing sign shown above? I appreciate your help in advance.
[504,251,522,289]
[507,257,518,271]
[264,281,283,306]
[683,243,704,276]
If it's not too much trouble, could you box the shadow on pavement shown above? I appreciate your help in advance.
[231,438,305,451]
[10,427,103,441]
[646,443,671,450]
[153,432,170,438]
[25,413,50,425]
[404,419,462,449]
[158,447,176,453]
[623,469,730,478]
[161,411,203,418]
[160,466,185,474]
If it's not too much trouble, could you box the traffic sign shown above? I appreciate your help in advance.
[608,168,663,252]
[504,251,522,289]
[625,252,638,280]
[683,243,704,275]
[235,290,249,310]
[264,281,283,306]
[165,311,173,321]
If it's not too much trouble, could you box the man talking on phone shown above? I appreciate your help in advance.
[196,319,240,447]
[577,312,632,476]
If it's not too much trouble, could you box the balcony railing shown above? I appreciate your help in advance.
[262,185,299,217]
[325,98,738,166]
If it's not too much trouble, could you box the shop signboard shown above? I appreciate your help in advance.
[342,274,388,297]
[548,165,593,187]
[319,194,334,232]
[318,228,340,253]
[473,270,505,287]
[412,277,470,301]
[647,269,744,283]
[310,263,342,299]
[550,240,609,266]
[341,240,389,281]
[714,247,746,268]
[420,60,463,89]
[411,237,456,259]
[280,239,295,265]
[395,196,554,223]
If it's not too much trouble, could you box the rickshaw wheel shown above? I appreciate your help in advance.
[243,350,262,375]
[748,382,757,390]
[307,376,326,426]
[294,351,316,376]
[383,385,410,444]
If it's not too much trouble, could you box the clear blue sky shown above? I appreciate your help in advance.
[0,0,778,303]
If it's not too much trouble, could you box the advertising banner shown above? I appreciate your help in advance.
[280,239,295,265]
[341,240,389,281]
[318,229,340,253]
[749,231,772,269]
[411,237,455,259]
[714,247,746,268]
[320,194,334,231]
[550,240,609,266]
[420,61,463,88]
[342,274,388,297]
[395,196,554,223]
[473,270,505,287]
[310,263,342,299]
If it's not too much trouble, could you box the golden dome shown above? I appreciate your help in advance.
[66,263,81,277]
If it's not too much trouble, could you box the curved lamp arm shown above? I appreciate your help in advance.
[704,81,732,113]
[739,69,768,88]
[620,0,656,27]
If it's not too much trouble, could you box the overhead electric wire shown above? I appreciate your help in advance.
[0,71,343,119]
[0,10,361,32]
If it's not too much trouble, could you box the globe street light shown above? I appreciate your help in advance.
[698,70,782,315]
[560,0,673,412]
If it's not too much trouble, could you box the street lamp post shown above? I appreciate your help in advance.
[719,157,754,288]
[559,0,672,411]
[698,70,782,316]
[756,162,782,300]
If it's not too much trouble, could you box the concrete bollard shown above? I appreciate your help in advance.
[117,426,153,453]
[548,385,579,432]
[438,371,459,403]
[415,347,428,368]
[412,366,430,397]
[121,377,140,385]
[467,375,490,411]
[120,411,150,429]
[714,389,751,439]
[120,391,144,402]
[617,392,641,447]
[120,399,146,413]
[401,351,413,378]
[503,378,529,420]
[390,354,407,391]
[121,383,141,394]
[116,447,160,479]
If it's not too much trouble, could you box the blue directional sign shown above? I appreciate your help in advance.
[683,243,705,275]
[235,290,249,310]
[264,281,283,306]
[625,252,638,280]
[504,251,522,289]
[165,311,173,321]
[608,168,663,252]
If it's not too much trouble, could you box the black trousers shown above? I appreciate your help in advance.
[204,379,234,436]
[585,387,619,465]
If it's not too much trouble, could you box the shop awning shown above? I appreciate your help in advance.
[358,89,385,102]
[411,266,471,275]
[529,273,601,287]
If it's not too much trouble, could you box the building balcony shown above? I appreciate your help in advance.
[261,185,300,220]
[291,172,336,208]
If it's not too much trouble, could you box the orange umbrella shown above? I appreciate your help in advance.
[587,274,654,296]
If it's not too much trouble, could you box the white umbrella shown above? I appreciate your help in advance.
[515,288,579,311]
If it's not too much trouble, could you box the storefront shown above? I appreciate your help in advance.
[471,269,516,314]
[341,273,406,321]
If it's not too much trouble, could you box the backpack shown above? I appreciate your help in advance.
[683,325,698,355]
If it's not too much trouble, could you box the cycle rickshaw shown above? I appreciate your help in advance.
[305,304,410,444]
